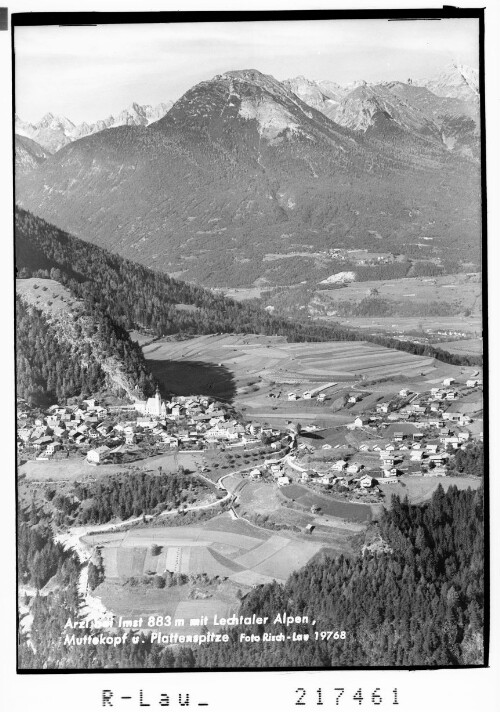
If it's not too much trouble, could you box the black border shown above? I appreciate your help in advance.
[12,7,488,675]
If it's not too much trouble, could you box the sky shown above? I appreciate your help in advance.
[14,18,479,124]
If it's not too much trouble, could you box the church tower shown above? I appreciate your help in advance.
[155,386,162,417]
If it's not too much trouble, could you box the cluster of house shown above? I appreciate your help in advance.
[17,398,114,460]
[283,375,482,493]
[345,377,482,481]
[327,248,396,266]
[286,383,337,402]
[288,456,376,492]
[17,389,285,464]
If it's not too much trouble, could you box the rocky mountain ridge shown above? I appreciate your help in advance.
[15,101,173,153]
[16,67,481,288]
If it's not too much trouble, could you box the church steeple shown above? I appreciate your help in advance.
[154,386,162,416]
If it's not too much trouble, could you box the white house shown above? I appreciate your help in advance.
[331,459,347,471]
[443,378,455,387]
[353,417,365,428]
[277,476,291,487]
[287,393,299,401]
[87,445,111,464]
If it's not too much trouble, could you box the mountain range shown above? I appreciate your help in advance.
[15,64,481,288]
[15,101,173,153]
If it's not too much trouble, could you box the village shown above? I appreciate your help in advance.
[264,374,484,506]
[16,387,287,467]
[17,366,483,516]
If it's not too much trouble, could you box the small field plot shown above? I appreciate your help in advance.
[101,547,119,580]
[229,570,277,586]
[252,540,324,580]
[281,485,372,523]
[115,547,146,578]
[187,547,237,577]
[431,338,483,355]
[385,475,482,506]
[234,535,290,568]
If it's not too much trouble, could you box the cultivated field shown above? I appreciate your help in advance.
[431,338,483,356]
[19,450,203,482]
[315,274,481,311]
[280,484,372,523]
[312,273,482,337]
[83,514,325,587]
[324,316,482,337]
[143,334,446,405]
[385,475,482,506]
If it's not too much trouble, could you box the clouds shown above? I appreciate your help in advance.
[15,18,479,123]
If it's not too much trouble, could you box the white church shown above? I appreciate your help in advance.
[134,386,167,418]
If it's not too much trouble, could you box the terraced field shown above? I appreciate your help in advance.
[143,334,440,394]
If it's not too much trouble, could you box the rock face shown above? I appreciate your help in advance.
[16,69,481,287]
[15,134,51,174]
[15,101,173,152]
[284,71,479,160]
[415,62,479,102]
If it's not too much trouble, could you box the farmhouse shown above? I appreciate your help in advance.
[331,459,347,471]
[277,476,291,487]
[287,393,299,401]
[87,445,111,464]
[443,378,455,387]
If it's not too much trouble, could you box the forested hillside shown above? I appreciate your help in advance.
[16,296,106,405]
[68,471,212,525]
[16,289,155,406]
[15,208,481,367]
[18,484,484,669]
